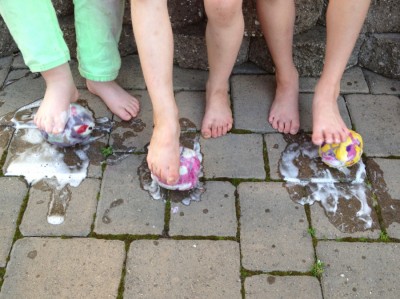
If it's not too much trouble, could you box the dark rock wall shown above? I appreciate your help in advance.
[0,0,399,78]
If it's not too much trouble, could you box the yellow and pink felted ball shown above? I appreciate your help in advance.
[319,130,363,168]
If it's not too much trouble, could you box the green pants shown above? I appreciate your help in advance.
[0,0,124,81]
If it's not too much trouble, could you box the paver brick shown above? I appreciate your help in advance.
[0,56,12,87]
[239,182,314,272]
[347,94,400,156]
[19,179,100,237]
[363,69,400,95]
[317,241,400,299]
[175,91,205,130]
[201,133,265,179]
[11,54,27,69]
[169,181,237,237]
[0,126,13,161]
[94,154,165,235]
[124,239,241,299]
[0,178,27,267]
[0,238,125,299]
[245,275,323,299]
[173,66,208,91]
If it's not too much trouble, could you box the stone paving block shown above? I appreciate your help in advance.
[363,69,400,95]
[109,90,152,153]
[309,203,380,240]
[265,133,289,180]
[366,158,400,239]
[0,178,27,267]
[124,239,241,298]
[173,66,208,91]
[11,54,27,69]
[169,181,237,237]
[232,75,351,133]
[232,62,267,75]
[239,182,314,272]
[201,133,265,179]
[245,275,322,299]
[317,241,400,299]
[175,91,204,130]
[19,179,100,237]
[346,94,400,156]
[117,55,146,90]
[231,75,275,133]
[0,71,45,115]
[0,56,12,87]
[0,238,125,299]
[94,154,165,235]
[299,67,369,94]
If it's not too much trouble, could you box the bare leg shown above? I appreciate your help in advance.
[86,80,140,121]
[312,0,371,145]
[131,0,180,185]
[201,0,244,138]
[34,63,79,134]
[256,0,299,135]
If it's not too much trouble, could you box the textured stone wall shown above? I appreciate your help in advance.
[0,0,399,78]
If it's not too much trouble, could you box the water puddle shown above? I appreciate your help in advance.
[1,99,111,225]
[138,118,205,205]
[279,134,378,232]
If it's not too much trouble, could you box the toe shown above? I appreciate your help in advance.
[312,131,324,145]
[277,121,285,133]
[283,122,290,134]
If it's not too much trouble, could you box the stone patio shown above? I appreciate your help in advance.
[0,54,399,298]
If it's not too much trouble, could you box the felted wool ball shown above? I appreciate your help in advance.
[41,103,95,147]
[151,146,202,191]
[319,130,363,168]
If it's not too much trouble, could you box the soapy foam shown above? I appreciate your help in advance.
[280,140,373,231]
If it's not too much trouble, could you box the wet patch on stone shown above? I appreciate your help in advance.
[102,198,125,224]
[279,133,379,233]
[110,113,146,153]
[138,119,205,205]
[366,159,400,229]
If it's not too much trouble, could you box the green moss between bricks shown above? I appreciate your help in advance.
[0,267,6,290]
[0,150,8,177]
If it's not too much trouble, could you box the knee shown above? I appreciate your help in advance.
[204,0,243,25]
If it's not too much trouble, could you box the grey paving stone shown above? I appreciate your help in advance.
[124,239,241,299]
[366,158,400,239]
[297,95,351,133]
[201,133,265,179]
[109,90,152,153]
[173,66,208,91]
[0,71,45,116]
[117,55,146,90]
[169,181,237,237]
[363,69,400,95]
[0,56,12,87]
[0,238,125,299]
[245,275,322,299]
[19,179,100,237]
[11,54,28,69]
[175,91,205,130]
[372,159,400,200]
[300,67,369,94]
[94,154,165,235]
[232,75,351,133]
[317,241,400,299]
[231,75,275,133]
[346,94,400,156]
[265,133,289,180]
[309,203,380,240]
[0,178,27,267]
[239,182,314,272]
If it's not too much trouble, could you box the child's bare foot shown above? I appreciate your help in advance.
[86,80,140,121]
[147,114,181,185]
[34,64,79,134]
[269,68,300,135]
[201,85,233,139]
[312,81,349,145]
